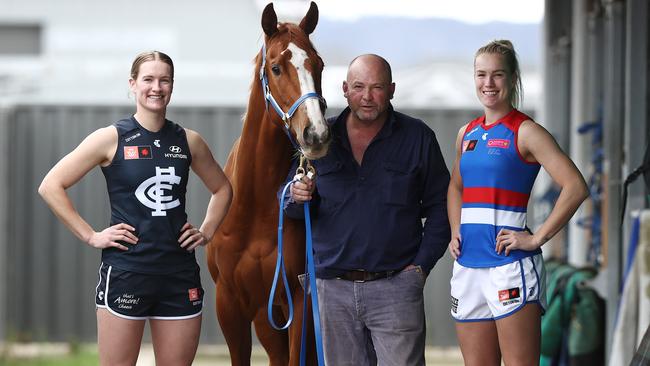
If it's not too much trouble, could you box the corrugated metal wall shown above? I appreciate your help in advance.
[0,103,486,346]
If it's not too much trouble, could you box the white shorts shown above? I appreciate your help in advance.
[450,253,546,321]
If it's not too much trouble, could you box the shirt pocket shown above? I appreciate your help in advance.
[315,160,346,206]
[382,161,419,205]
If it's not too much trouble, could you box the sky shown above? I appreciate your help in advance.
[259,0,544,24]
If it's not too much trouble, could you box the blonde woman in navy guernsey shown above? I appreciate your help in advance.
[447,40,588,366]
[38,51,232,366]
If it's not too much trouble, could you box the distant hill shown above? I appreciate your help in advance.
[312,17,541,67]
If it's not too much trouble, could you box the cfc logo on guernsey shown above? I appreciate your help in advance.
[135,167,181,216]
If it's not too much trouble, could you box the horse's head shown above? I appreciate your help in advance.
[259,1,330,160]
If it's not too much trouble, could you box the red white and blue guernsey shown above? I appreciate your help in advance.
[458,109,541,268]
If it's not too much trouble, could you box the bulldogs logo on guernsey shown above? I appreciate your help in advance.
[101,117,196,274]
[458,109,541,267]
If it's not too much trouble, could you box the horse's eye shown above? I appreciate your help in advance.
[271,65,281,76]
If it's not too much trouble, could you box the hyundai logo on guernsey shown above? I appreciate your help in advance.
[165,145,188,159]
[135,166,181,216]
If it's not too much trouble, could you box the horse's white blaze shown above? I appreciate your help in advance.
[287,43,327,137]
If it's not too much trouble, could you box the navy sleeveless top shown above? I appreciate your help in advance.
[101,116,196,274]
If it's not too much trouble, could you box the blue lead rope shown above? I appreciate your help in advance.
[300,198,325,366]
[268,179,325,366]
[268,180,297,331]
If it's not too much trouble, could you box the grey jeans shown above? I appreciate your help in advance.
[316,266,427,366]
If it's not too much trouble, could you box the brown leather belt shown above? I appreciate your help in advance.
[337,269,398,282]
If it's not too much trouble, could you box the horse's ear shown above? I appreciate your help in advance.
[262,3,278,37]
[299,1,318,35]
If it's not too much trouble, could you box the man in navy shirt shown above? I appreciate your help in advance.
[283,54,450,365]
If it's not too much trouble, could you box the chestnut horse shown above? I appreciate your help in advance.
[207,2,330,365]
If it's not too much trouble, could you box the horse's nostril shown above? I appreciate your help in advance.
[303,125,330,147]
[320,129,331,144]
[303,128,314,145]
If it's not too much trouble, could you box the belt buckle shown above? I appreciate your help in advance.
[353,269,367,283]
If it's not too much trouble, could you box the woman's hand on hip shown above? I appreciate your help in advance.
[179,222,208,251]
[495,229,538,255]
[88,223,138,251]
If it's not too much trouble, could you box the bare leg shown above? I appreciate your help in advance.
[455,320,501,366]
[97,308,145,366]
[495,304,541,366]
[149,315,202,366]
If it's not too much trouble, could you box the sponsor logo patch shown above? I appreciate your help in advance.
[124,145,153,160]
[189,288,200,301]
[451,295,459,313]
[487,139,510,148]
[463,139,478,152]
[165,145,188,159]
[138,146,152,159]
[124,146,138,160]
[498,287,521,306]
[124,132,141,143]
[113,293,141,310]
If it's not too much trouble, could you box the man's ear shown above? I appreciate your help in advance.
[389,82,396,100]
[342,81,349,97]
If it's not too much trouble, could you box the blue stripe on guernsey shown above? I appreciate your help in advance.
[458,109,541,268]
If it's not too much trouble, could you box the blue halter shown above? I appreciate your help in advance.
[259,42,324,148]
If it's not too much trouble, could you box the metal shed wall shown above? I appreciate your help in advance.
[0,103,485,346]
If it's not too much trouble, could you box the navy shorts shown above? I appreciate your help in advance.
[95,262,204,320]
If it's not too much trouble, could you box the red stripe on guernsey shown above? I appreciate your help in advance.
[462,187,530,208]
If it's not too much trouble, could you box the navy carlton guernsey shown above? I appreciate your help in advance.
[101,117,195,274]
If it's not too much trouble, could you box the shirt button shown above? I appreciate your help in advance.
[360,176,366,181]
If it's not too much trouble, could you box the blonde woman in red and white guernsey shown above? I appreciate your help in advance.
[447,40,588,365]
